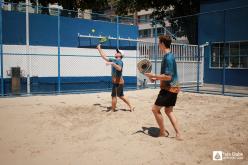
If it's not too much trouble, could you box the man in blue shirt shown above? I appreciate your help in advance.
[145,35,182,140]
[97,44,134,112]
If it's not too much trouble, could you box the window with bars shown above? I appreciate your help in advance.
[210,41,248,69]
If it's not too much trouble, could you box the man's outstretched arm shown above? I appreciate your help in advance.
[145,73,172,81]
[97,44,109,62]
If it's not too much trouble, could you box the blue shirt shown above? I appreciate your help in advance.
[109,58,123,78]
[161,52,179,87]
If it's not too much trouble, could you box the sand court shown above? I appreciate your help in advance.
[0,89,247,165]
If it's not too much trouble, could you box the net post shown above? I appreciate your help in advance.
[222,10,226,95]
[57,7,61,93]
[136,38,139,89]
[197,45,200,92]
[26,0,31,95]
[0,1,3,96]
[154,20,158,88]
[116,15,119,49]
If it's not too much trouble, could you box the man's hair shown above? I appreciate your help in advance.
[159,35,172,48]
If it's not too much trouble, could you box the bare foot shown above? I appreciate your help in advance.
[159,130,169,137]
[175,134,183,141]
[130,107,135,112]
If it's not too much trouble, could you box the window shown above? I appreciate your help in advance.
[156,27,165,35]
[138,14,151,23]
[219,43,229,67]
[139,29,151,38]
[211,43,220,67]
[210,41,248,69]
[229,42,239,68]
[152,27,164,36]
[240,42,248,68]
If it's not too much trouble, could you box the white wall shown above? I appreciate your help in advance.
[3,45,137,78]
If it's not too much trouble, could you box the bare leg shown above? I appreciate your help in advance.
[152,105,169,137]
[164,107,182,140]
[112,97,117,112]
[119,96,134,112]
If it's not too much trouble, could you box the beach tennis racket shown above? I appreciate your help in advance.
[137,59,152,74]
[90,29,108,44]
[99,37,108,44]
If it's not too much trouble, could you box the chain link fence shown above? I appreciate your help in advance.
[0,2,247,97]
[137,42,204,89]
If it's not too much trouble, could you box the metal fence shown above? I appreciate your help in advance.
[136,4,248,97]
[137,42,204,88]
[0,2,248,97]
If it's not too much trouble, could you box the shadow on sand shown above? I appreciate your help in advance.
[93,103,130,112]
[133,127,161,137]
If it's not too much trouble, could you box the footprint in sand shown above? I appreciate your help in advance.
[9,149,16,154]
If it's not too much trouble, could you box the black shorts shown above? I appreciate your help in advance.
[155,89,178,107]
[111,84,124,97]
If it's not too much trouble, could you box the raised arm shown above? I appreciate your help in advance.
[97,44,109,62]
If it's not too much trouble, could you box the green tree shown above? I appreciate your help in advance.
[116,0,200,44]
[77,0,109,11]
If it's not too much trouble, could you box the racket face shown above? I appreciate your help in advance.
[143,65,152,73]
[137,59,152,74]
[99,37,108,43]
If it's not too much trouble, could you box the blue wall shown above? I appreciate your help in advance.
[1,11,138,95]
[199,0,248,86]
[2,76,137,95]
[3,11,138,48]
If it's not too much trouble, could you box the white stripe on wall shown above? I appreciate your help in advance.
[3,45,137,78]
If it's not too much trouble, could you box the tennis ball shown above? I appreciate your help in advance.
[91,29,96,33]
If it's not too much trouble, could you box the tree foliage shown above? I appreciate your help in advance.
[116,0,200,44]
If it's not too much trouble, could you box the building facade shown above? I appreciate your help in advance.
[136,9,188,43]
[199,0,248,86]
